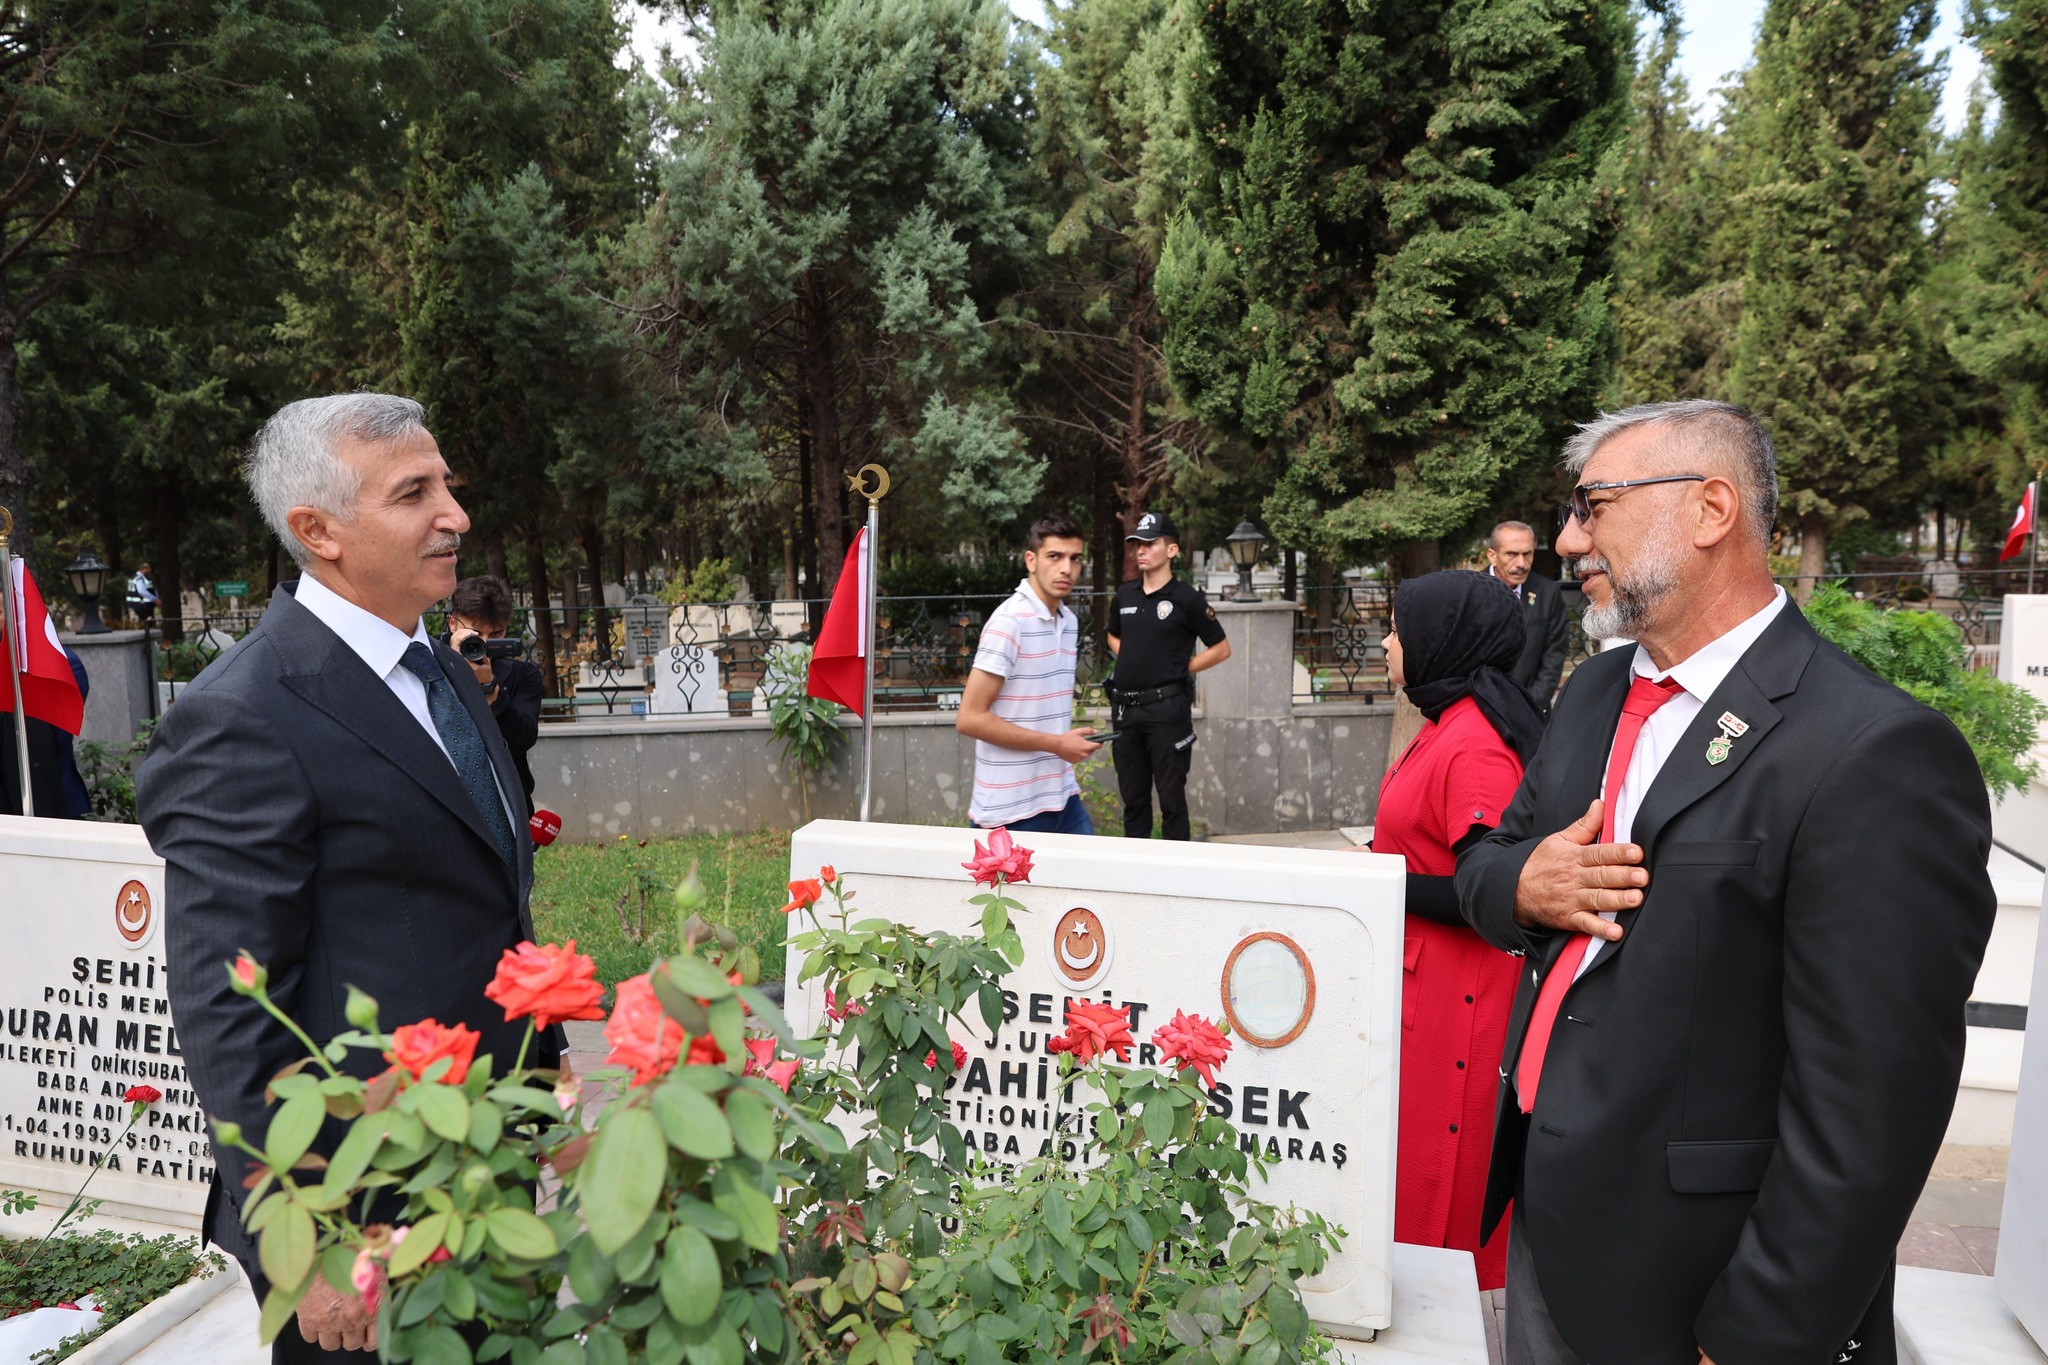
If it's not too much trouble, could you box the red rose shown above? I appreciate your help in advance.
[384,1019,480,1085]
[1151,1010,1231,1089]
[824,988,865,1022]
[961,827,1033,886]
[123,1085,162,1106]
[229,952,265,995]
[484,940,606,1030]
[781,879,824,915]
[603,975,684,1085]
[820,866,837,885]
[743,1038,799,1093]
[1053,1001,1132,1065]
[686,1032,726,1068]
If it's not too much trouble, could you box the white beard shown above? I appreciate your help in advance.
[1577,510,1689,640]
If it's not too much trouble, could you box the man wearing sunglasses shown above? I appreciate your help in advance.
[1456,400,1994,1364]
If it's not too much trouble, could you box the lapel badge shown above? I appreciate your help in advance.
[1705,711,1748,765]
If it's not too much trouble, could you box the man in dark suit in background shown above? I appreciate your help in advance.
[137,394,552,1362]
[1485,520,1569,716]
[1457,400,1994,1364]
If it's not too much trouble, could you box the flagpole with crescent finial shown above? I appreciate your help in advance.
[0,509,34,816]
[847,464,891,821]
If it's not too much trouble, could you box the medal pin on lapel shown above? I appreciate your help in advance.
[1706,711,1748,766]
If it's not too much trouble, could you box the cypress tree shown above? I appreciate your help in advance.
[1723,0,1941,583]
[1947,0,2048,493]
[1155,0,1634,568]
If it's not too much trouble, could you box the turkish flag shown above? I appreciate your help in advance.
[806,529,870,717]
[2000,482,2037,564]
[0,560,85,735]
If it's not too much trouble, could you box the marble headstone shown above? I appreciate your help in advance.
[1995,863,2048,1351]
[785,821,1404,1339]
[0,818,211,1227]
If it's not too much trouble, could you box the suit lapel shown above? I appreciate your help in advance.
[1574,606,1816,983]
[265,592,515,889]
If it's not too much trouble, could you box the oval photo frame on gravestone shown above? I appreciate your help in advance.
[1221,931,1315,1047]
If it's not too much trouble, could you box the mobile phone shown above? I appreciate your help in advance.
[1085,730,1124,746]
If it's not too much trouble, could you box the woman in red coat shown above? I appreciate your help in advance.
[1374,570,1546,1291]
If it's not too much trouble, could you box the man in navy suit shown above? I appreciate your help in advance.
[138,395,554,1361]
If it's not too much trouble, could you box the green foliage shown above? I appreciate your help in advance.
[1725,0,1942,572]
[74,720,155,824]
[762,645,848,820]
[661,558,742,607]
[530,829,794,985]
[233,836,1336,1363]
[1803,585,2045,798]
[877,555,1023,602]
[0,1230,225,1362]
[1948,0,2048,471]
[1157,0,1635,564]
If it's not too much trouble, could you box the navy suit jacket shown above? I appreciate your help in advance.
[137,581,559,1273]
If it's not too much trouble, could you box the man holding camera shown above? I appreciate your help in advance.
[447,575,542,814]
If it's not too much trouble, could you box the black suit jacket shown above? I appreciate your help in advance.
[487,654,544,811]
[1506,572,1569,714]
[1457,606,1993,1364]
[136,582,560,1274]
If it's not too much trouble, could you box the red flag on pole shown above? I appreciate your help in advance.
[2000,482,2038,563]
[0,560,85,735]
[806,528,870,717]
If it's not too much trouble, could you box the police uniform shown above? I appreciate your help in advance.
[1106,516,1225,840]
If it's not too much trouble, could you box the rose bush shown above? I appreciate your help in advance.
[220,835,1340,1364]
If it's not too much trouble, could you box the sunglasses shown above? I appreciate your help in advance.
[1560,475,1705,530]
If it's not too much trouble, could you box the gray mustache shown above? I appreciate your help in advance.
[424,536,461,557]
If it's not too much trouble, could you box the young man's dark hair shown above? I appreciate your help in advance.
[1027,513,1086,551]
[449,574,515,628]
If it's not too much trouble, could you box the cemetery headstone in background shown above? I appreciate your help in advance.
[784,820,1405,1338]
[0,818,210,1226]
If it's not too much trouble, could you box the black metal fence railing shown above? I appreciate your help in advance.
[144,564,2017,715]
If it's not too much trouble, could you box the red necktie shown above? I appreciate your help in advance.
[1516,675,1686,1113]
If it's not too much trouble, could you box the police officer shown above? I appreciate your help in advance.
[1106,511,1231,839]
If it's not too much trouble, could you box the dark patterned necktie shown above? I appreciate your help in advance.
[398,642,516,872]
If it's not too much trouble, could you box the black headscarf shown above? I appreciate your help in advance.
[1393,570,1546,766]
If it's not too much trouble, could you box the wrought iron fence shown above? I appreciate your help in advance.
[144,563,2019,715]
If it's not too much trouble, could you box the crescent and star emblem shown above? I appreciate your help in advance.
[845,464,892,503]
[115,880,153,943]
[1051,907,1112,987]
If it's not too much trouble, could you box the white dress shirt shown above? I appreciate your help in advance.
[293,575,515,826]
[1576,586,1788,976]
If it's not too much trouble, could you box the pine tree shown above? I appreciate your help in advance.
[1019,0,1210,591]
[1154,0,1634,569]
[1612,10,1745,403]
[1947,0,2048,494]
[629,0,1040,588]
[1723,0,1942,584]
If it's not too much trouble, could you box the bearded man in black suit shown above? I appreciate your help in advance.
[137,394,555,1361]
[1457,400,1994,1364]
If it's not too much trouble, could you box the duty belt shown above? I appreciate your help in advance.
[1108,677,1189,708]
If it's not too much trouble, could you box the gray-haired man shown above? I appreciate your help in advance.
[136,395,554,1362]
[1485,520,1569,716]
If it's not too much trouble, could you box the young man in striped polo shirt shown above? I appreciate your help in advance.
[954,513,1105,833]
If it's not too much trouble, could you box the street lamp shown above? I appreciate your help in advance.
[1225,520,1267,601]
[65,550,110,635]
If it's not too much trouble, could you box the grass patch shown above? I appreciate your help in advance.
[530,829,795,986]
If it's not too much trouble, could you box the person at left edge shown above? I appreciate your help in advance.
[955,512,1103,834]
[136,394,558,1363]
[1371,570,1544,1292]
[447,574,543,815]
[1105,511,1229,839]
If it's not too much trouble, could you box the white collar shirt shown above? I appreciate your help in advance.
[1577,586,1788,974]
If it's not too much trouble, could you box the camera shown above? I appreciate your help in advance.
[451,634,526,664]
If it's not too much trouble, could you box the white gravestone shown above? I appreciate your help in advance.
[785,821,1405,1339]
[648,645,727,716]
[1996,863,2048,1352]
[0,818,212,1226]
[1999,595,2048,717]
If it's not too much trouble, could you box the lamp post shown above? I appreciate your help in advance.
[65,550,110,635]
[1225,519,1267,601]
